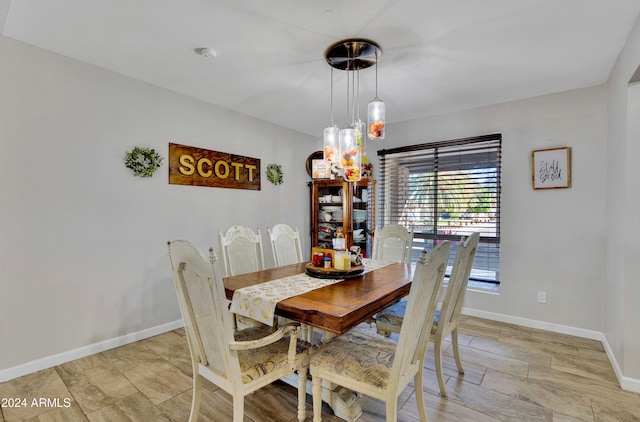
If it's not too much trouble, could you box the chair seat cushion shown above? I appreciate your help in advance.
[376,301,440,333]
[235,327,309,383]
[310,326,396,391]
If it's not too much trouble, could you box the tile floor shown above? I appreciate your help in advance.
[1,315,639,421]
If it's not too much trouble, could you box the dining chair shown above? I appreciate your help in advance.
[268,223,304,267]
[267,223,317,342]
[372,224,414,263]
[218,225,268,330]
[218,225,265,277]
[309,242,451,422]
[375,232,480,397]
[167,240,309,422]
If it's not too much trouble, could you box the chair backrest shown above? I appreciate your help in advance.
[390,241,450,381]
[167,240,239,383]
[373,224,414,263]
[437,232,480,334]
[218,225,265,277]
[268,224,303,267]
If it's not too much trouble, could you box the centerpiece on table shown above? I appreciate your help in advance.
[306,236,365,279]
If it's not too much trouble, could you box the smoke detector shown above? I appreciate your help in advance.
[195,48,217,58]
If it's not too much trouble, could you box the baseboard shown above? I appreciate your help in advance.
[461,307,603,340]
[0,319,184,383]
[462,307,640,393]
[600,333,640,393]
[619,374,640,393]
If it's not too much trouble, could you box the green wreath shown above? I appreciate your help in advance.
[124,147,164,177]
[266,163,284,185]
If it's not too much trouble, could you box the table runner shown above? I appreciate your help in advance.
[230,259,392,326]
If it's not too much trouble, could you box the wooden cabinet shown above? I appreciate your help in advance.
[309,178,376,258]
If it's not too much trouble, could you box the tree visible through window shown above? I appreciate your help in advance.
[377,134,501,285]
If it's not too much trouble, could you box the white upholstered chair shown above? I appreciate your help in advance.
[218,225,265,277]
[167,240,309,422]
[375,232,480,397]
[310,242,451,422]
[372,224,414,263]
[268,224,304,267]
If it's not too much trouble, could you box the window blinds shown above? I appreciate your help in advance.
[377,134,502,283]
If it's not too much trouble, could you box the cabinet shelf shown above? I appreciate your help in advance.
[309,178,376,258]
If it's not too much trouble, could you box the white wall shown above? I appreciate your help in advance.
[0,37,318,377]
[625,83,640,379]
[379,85,607,332]
[606,13,640,387]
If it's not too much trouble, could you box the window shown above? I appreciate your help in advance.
[377,134,501,286]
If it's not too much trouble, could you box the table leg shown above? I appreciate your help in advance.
[321,331,337,343]
[322,381,363,421]
[280,374,363,422]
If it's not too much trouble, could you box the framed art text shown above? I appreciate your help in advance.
[532,147,571,190]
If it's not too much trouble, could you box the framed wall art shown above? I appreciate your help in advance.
[532,147,571,190]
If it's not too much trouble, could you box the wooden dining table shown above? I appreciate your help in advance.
[223,260,415,421]
[223,260,415,335]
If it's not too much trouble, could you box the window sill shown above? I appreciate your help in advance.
[467,280,500,293]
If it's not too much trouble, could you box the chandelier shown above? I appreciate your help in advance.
[323,38,385,182]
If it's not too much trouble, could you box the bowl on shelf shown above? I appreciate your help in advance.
[320,212,332,222]
[319,232,332,240]
[323,206,341,212]
[353,209,367,222]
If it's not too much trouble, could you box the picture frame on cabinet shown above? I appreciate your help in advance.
[312,159,331,179]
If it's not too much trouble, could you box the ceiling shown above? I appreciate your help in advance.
[2,0,640,138]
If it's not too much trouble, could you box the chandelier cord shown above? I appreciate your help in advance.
[351,70,356,123]
[346,63,351,124]
[375,51,379,98]
[356,70,361,121]
[330,67,335,126]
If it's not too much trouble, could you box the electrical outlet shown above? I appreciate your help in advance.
[537,291,547,303]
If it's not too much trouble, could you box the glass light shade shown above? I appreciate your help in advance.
[352,119,366,156]
[367,98,385,140]
[339,128,362,181]
[323,125,339,162]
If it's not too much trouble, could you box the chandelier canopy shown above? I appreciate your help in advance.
[324,39,381,71]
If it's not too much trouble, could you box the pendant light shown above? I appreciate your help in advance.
[324,38,383,181]
[323,67,339,163]
[337,68,360,181]
[367,50,385,140]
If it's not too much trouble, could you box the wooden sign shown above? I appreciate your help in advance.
[168,143,260,190]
